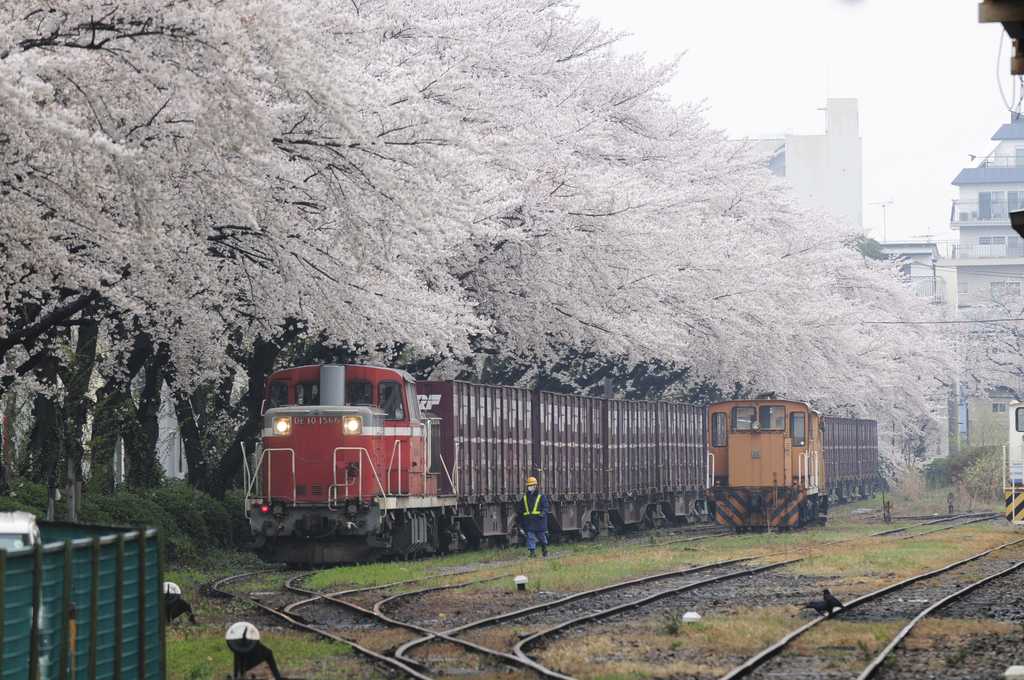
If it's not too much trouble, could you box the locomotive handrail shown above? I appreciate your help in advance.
[329,447,363,510]
[241,441,251,512]
[437,447,458,496]
[245,445,268,505]
[705,452,715,489]
[330,447,389,507]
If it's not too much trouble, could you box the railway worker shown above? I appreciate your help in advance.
[518,476,549,558]
[947,491,955,515]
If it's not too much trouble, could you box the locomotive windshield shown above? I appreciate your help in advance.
[346,381,373,405]
[295,382,319,405]
[759,406,785,430]
[732,406,755,430]
[269,381,289,407]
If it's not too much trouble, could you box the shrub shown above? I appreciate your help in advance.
[0,479,248,564]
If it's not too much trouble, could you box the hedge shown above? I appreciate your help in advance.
[0,479,249,563]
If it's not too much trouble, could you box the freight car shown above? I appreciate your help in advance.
[707,398,880,530]
[244,364,707,565]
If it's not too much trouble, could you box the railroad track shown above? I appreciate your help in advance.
[284,572,563,679]
[210,512,1001,679]
[206,570,433,679]
[503,513,1004,677]
[718,536,1024,680]
[862,551,1024,679]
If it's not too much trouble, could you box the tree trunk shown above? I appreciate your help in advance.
[87,329,151,494]
[124,348,167,488]
[87,388,123,495]
[28,355,63,485]
[61,319,98,520]
[0,392,15,494]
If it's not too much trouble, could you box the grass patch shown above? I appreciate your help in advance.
[783,523,1010,581]
[166,627,360,680]
[793,619,904,658]
[534,609,801,679]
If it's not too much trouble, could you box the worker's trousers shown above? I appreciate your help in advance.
[525,529,548,551]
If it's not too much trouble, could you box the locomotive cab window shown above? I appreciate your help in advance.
[791,412,806,446]
[379,381,405,420]
[269,381,289,407]
[1017,407,1024,432]
[759,405,785,430]
[296,382,319,405]
[346,381,373,405]
[732,406,756,431]
[711,412,727,446]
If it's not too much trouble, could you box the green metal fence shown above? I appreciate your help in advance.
[1,523,165,680]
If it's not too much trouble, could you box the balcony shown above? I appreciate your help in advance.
[949,199,1024,226]
[974,154,1024,168]
[934,239,1024,259]
[907,276,947,303]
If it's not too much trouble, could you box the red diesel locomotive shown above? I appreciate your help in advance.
[246,364,455,564]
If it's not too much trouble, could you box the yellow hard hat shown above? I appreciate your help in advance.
[527,476,538,486]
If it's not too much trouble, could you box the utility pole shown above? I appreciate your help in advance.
[869,200,895,242]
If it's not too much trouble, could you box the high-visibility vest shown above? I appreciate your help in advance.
[523,493,543,516]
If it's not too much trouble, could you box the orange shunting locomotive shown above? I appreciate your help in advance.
[707,398,879,530]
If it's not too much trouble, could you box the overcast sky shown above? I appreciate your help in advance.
[577,0,1011,243]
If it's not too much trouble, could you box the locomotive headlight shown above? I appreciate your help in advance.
[272,416,292,435]
[342,415,362,435]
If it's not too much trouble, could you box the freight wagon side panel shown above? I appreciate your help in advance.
[823,416,880,494]
[606,400,626,497]
[460,381,533,501]
[461,382,532,501]
[658,402,702,492]
[536,392,603,500]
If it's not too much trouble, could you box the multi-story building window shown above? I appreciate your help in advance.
[991,280,1022,300]
[994,402,1009,413]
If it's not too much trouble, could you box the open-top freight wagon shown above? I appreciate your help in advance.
[244,364,880,564]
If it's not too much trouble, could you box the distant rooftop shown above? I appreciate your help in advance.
[993,112,1024,141]
[952,166,1024,185]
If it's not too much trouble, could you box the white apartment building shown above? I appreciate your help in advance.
[877,241,950,305]
[757,98,863,228]
[940,112,1024,445]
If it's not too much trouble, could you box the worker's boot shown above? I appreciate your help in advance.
[529,549,536,558]
[541,545,548,557]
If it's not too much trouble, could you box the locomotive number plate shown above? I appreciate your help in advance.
[293,416,343,425]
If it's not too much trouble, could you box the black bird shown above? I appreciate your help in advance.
[804,589,844,617]
[165,593,197,624]
[823,589,844,613]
